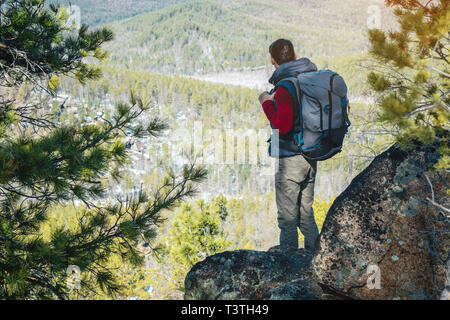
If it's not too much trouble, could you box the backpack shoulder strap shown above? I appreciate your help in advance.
[328,73,337,134]
[275,77,301,104]
[275,77,303,135]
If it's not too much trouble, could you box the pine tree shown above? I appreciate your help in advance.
[0,0,206,299]
[367,0,449,169]
[164,198,230,294]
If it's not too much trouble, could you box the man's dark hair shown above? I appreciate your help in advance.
[269,39,296,65]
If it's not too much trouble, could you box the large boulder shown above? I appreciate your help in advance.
[184,249,326,300]
[312,143,449,300]
[184,143,449,300]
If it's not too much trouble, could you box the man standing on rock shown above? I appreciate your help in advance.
[258,39,319,253]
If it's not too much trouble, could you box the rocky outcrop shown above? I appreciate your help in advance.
[184,249,325,300]
[313,143,448,299]
[185,143,449,300]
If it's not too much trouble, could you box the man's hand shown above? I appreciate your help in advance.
[259,91,275,105]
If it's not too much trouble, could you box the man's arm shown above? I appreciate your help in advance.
[259,86,294,135]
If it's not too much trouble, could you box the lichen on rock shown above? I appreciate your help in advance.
[184,249,327,300]
[312,143,449,300]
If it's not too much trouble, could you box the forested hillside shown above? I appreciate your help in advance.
[48,0,192,26]
[55,66,391,200]
[51,0,395,201]
[104,0,392,75]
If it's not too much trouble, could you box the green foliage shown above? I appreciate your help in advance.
[40,203,154,300]
[0,0,113,86]
[0,0,206,299]
[368,0,449,168]
[163,197,231,292]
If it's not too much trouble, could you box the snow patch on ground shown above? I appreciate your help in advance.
[185,69,376,107]
[187,67,274,90]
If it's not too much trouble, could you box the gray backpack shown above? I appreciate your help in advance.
[277,70,351,161]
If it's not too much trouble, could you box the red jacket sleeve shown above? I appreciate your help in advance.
[261,86,294,135]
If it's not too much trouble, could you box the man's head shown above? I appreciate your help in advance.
[269,39,296,68]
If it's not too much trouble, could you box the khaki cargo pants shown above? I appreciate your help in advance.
[275,154,319,252]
